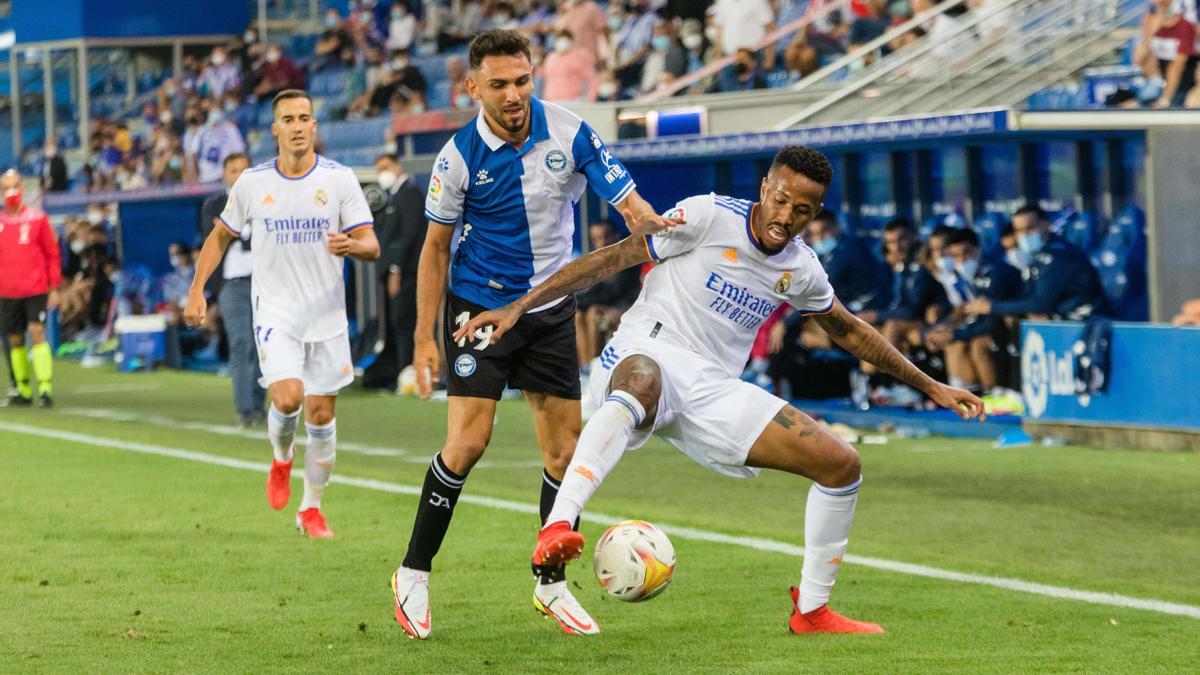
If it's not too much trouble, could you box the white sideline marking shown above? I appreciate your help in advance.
[54,407,542,469]
[3,420,1199,621]
[73,383,162,394]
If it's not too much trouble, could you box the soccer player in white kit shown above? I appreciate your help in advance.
[456,146,985,634]
[185,89,380,538]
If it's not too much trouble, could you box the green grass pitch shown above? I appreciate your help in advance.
[1,362,1197,672]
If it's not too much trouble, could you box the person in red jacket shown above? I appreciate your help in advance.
[0,169,61,407]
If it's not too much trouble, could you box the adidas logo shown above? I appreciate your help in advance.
[722,248,738,263]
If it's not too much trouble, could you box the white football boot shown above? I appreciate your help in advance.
[391,566,432,640]
[533,580,600,635]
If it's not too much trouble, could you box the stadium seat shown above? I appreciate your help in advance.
[972,212,1007,257]
[428,80,452,112]
[1090,206,1147,321]
[320,116,393,151]
[1055,210,1099,252]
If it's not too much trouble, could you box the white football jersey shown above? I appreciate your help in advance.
[615,193,835,378]
[219,156,374,342]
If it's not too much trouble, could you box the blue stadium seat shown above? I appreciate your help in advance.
[1090,206,1147,321]
[766,70,800,89]
[428,80,452,111]
[320,116,393,151]
[309,68,349,98]
[918,212,966,240]
[1055,210,1098,252]
[972,212,1007,256]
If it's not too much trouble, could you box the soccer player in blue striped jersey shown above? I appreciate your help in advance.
[456,146,986,635]
[390,29,682,639]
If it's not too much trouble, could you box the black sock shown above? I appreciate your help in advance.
[402,453,467,572]
[533,469,579,585]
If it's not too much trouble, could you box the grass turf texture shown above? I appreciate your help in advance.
[1,362,1197,672]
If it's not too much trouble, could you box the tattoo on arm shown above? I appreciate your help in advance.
[515,236,651,312]
[816,302,936,393]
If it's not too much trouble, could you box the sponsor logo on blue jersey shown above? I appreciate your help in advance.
[704,271,777,330]
[545,150,567,172]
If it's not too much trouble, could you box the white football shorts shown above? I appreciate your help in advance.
[589,334,787,478]
[255,326,354,396]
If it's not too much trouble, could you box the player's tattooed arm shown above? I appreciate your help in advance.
[813,300,939,395]
[453,235,651,345]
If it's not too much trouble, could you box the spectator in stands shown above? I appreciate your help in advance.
[908,0,980,75]
[190,105,247,184]
[805,209,893,314]
[709,0,775,62]
[179,54,201,94]
[596,69,621,101]
[963,205,1109,322]
[158,78,188,130]
[542,29,600,102]
[387,2,419,52]
[439,0,487,51]
[1135,0,1197,108]
[639,20,687,93]
[966,0,1015,45]
[252,44,306,100]
[364,153,426,389]
[611,0,661,90]
[556,0,609,68]
[233,26,265,85]
[483,2,521,31]
[925,228,1021,394]
[200,46,242,99]
[40,141,68,193]
[714,47,769,92]
[676,18,708,78]
[314,10,357,72]
[115,156,150,191]
[575,220,641,368]
[368,49,430,115]
[783,32,820,80]
[447,56,473,110]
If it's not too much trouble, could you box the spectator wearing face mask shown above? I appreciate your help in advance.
[369,49,428,115]
[924,227,1021,394]
[446,56,474,110]
[596,69,621,101]
[190,104,247,184]
[199,47,242,99]
[541,30,600,102]
[387,2,418,52]
[714,47,769,92]
[1134,0,1198,108]
[41,141,68,193]
[253,44,306,100]
[639,20,685,93]
[556,0,609,68]
[964,205,1110,322]
[804,210,893,314]
[611,0,662,90]
[708,0,774,62]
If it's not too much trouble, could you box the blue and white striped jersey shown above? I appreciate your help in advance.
[425,98,636,310]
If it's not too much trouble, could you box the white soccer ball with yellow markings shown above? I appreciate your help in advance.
[592,520,676,602]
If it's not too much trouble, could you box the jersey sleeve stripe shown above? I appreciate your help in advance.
[218,216,240,236]
[607,180,636,207]
[643,234,660,262]
[795,298,836,316]
[343,221,374,233]
[425,210,457,225]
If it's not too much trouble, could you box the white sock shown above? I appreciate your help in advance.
[799,477,862,614]
[300,419,336,511]
[268,404,300,462]
[546,390,645,526]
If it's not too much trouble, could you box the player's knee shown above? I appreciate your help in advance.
[611,356,662,419]
[826,444,862,488]
[306,408,334,426]
[271,389,304,414]
[441,438,489,475]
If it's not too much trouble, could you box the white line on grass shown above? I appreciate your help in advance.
[73,382,163,394]
[54,407,543,469]
[3,420,1199,621]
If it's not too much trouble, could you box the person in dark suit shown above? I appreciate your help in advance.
[41,141,69,193]
[364,152,426,388]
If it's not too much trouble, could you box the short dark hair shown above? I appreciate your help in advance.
[930,224,958,241]
[1013,204,1047,222]
[812,209,839,226]
[884,217,915,234]
[944,227,980,249]
[223,152,249,168]
[272,89,312,113]
[375,152,400,165]
[770,146,833,189]
[468,29,532,70]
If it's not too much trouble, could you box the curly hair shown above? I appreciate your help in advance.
[468,29,531,70]
[770,146,833,188]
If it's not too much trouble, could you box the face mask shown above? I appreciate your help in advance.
[410,102,426,114]
[212,53,226,66]
[1006,248,1032,270]
[165,85,178,97]
[554,37,572,53]
[87,211,104,225]
[598,82,618,98]
[936,255,955,275]
[735,61,749,75]
[652,35,670,51]
[377,170,398,191]
[955,257,980,280]
[705,25,719,42]
[3,189,21,210]
[392,8,405,19]
[224,100,238,113]
[244,31,256,44]
[207,109,224,126]
[71,238,87,254]
[266,50,281,63]
[169,255,183,269]
[682,33,703,50]
[160,111,173,125]
[607,16,623,30]
[455,93,474,108]
[811,237,837,256]
[325,14,339,28]
[1017,231,1045,254]
[392,57,408,69]
[45,146,57,158]
[168,156,182,170]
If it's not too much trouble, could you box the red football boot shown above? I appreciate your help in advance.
[531,520,585,567]
[296,508,334,538]
[266,455,293,510]
[788,587,885,634]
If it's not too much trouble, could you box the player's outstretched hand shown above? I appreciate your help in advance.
[453,305,521,347]
[413,337,440,400]
[620,207,686,237]
[327,231,354,257]
[928,382,986,421]
[182,290,207,328]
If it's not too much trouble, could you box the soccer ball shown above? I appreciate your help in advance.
[592,520,676,602]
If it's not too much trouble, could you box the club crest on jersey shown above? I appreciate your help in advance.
[314,188,328,206]
[454,354,477,377]
[775,272,793,294]
[545,150,567,173]
[428,175,443,205]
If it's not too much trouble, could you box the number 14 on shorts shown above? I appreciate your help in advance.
[454,311,493,350]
